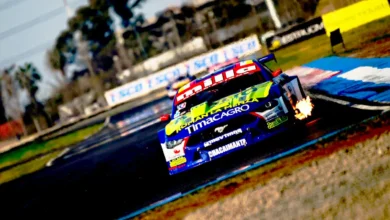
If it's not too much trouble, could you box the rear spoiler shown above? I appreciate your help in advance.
[258,53,277,64]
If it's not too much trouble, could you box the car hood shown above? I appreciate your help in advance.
[165,81,274,138]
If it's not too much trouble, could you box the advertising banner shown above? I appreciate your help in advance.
[105,35,261,107]
[266,17,325,51]
[322,0,390,36]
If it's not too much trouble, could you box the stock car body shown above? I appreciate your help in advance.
[158,54,308,175]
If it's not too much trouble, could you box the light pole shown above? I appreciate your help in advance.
[265,0,282,29]
[63,0,74,18]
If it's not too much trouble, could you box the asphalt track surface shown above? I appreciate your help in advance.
[0,99,380,219]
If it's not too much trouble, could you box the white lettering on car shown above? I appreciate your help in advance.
[204,128,243,147]
[208,139,247,158]
[184,104,250,134]
[176,65,258,103]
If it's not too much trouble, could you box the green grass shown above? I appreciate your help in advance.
[267,16,390,71]
[0,151,62,184]
[0,123,102,172]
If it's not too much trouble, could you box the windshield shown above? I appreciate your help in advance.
[173,72,265,118]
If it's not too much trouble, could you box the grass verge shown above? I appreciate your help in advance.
[267,15,390,71]
[0,123,103,184]
[0,151,62,185]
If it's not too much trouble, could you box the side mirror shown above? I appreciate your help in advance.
[160,114,171,122]
[272,68,283,77]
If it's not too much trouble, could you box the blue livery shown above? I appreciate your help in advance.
[158,55,308,175]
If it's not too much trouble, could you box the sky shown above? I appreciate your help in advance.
[0,0,186,104]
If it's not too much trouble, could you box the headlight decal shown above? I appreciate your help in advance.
[166,139,184,149]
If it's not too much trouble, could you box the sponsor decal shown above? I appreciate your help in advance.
[177,102,186,110]
[266,17,325,51]
[173,149,180,154]
[267,115,288,129]
[175,64,260,104]
[208,139,247,158]
[169,163,186,171]
[322,0,390,36]
[185,105,250,134]
[165,81,273,136]
[214,125,228,133]
[204,128,243,147]
[179,99,256,134]
[169,156,187,167]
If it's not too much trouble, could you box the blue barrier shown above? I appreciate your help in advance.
[304,56,390,105]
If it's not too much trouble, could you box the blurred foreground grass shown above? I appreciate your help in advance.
[0,123,102,185]
[267,16,390,71]
[0,151,61,184]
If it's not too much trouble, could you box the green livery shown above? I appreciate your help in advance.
[165,81,273,135]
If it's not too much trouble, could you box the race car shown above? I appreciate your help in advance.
[166,73,196,99]
[158,54,311,175]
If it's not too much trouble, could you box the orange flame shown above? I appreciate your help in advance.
[294,96,314,120]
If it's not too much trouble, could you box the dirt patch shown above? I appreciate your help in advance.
[347,37,390,58]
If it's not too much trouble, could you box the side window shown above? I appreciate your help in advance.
[261,61,276,77]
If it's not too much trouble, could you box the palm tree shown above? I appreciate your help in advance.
[15,63,43,132]
[47,47,67,84]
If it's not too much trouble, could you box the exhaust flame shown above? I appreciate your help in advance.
[294,96,314,120]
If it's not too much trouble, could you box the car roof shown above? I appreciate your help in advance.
[174,60,261,105]
[196,60,258,83]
